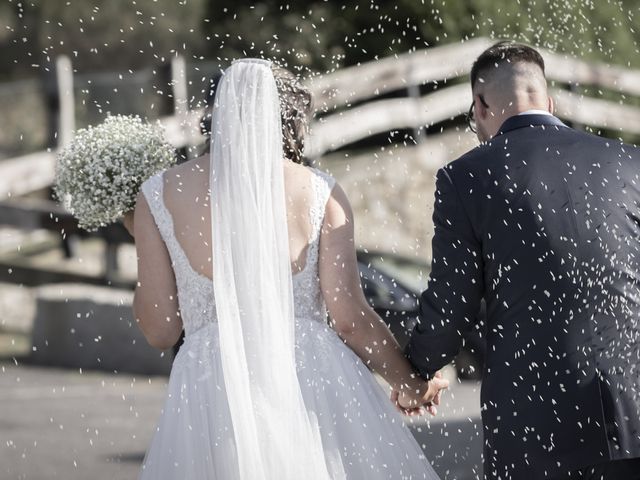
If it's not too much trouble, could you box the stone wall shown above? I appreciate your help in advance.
[30,283,172,375]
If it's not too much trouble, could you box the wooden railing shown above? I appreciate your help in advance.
[306,37,640,157]
[2,37,640,284]
[5,37,640,199]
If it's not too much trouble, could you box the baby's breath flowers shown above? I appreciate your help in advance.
[54,114,176,231]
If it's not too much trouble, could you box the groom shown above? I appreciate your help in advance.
[405,41,640,479]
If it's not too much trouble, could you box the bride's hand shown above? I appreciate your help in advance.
[391,389,429,416]
[391,371,449,416]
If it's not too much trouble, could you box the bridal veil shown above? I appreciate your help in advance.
[209,59,331,480]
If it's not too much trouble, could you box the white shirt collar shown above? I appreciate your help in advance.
[518,109,553,116]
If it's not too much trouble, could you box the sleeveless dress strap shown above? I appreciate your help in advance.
[309,168,336,243]
[140,172,183,265]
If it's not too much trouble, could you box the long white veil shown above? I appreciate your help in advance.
[210,59,331,479]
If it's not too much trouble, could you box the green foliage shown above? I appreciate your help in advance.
[0,0,207,78]
[443,0,640,67]
[200,0,640,73]
[1,0,639,75]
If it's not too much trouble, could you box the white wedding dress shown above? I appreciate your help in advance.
[137,168,439,480]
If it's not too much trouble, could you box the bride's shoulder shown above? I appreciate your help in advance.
[152,156,209,188]
[301,166,350,214]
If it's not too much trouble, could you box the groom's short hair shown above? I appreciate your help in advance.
[471,41,546,89]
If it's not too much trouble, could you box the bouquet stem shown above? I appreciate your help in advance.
[122,211,135,237]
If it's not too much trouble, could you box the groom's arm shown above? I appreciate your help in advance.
[406,166,484,380]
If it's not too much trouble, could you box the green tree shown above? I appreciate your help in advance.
[200,0,640,73]
[0,0,207,78]
[2,0,640,78]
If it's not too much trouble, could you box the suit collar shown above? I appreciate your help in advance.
[494,114,567,137]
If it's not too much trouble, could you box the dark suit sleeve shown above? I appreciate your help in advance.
[406,167,484,380]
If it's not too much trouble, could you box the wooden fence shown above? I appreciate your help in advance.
[2,37,640,284]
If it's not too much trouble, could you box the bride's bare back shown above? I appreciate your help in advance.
[160,155,317,280]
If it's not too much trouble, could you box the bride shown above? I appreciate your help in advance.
[127,59,447,479]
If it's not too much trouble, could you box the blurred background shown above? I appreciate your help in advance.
[1,1,640,479]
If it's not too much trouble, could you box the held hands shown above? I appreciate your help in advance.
[391,371,449,417]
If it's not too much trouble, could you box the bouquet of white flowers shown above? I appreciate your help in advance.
[54,114,176,231]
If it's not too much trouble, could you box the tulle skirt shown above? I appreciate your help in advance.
[138,319,439,480]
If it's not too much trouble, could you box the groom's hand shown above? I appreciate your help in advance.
[427,370,447,410]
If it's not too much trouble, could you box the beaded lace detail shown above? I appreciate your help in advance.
[141,175,215,336]
[140,167,336,337]
[292,168,336,323]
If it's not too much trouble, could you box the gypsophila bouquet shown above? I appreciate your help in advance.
[54,114,176,231]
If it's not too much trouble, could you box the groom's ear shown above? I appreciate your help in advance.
[476,95,489,120]
[548,96,555,115]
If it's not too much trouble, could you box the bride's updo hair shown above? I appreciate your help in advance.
[271,65,313,165]
[200,63,313,164]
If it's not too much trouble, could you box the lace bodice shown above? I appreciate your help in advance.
[140,167,336,337]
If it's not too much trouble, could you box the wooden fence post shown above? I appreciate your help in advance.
[55,55,75,149]
[407,83,426,144]
[171,55,195,161]
[171,55,189,118]
[568,82,583,131]
[52,55,77,259]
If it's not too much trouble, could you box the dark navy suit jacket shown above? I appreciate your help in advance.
[407,114,640,479]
